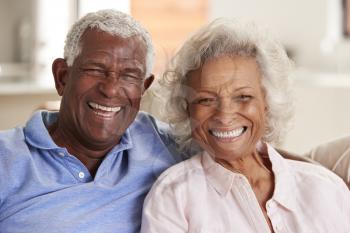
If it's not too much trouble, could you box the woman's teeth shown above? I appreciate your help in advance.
[211,127,245,138]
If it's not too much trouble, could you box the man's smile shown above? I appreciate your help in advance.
[88,101,122,118]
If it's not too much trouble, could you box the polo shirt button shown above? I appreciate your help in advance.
[78,172,85,179]
[58,152,65,157]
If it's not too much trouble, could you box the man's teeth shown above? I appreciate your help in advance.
[211,127,245,138]
[89,102,121,112]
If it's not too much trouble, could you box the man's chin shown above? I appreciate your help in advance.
[83,129,122,145]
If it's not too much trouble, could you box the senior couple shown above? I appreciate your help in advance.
[0,9,348,233]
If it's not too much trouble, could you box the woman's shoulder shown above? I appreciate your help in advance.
[287,159,348,190]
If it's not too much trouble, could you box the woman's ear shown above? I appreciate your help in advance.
[52,58,69,96]
[184,99,190,115]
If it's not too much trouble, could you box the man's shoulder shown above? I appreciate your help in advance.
[132,111,170,133]
[128,111,187,174]
[0,127,26,153]
[130,111,175,148]
[0,127,29,183]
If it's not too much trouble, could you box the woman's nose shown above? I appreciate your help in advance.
[213,98,237,124]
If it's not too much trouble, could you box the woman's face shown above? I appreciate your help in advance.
[186,56,267,161]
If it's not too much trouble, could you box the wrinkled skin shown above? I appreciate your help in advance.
[186,55,267,162]
[49,29,153,174]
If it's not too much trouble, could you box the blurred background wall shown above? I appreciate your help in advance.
[1,0,350,154]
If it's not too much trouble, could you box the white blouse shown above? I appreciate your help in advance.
[141,144,350,233]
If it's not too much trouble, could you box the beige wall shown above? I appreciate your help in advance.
[0,92,60,130]
[282,74,350,154]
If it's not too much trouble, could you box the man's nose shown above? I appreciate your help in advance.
[98,75,123,98]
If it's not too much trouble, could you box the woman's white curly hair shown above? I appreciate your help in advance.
[63,9,154,77]
[161,18,294,149]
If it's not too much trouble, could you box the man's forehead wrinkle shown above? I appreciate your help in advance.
[76,37,146,75]
[80,58,145,74]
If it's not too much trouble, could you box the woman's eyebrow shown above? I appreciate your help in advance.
[123,67,143,75]
[233,86,254,91]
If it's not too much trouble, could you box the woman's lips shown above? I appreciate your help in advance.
[210,126,247,139]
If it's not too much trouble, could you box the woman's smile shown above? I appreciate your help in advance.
[209,126,247,141]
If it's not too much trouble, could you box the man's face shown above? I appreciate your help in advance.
[54,29,152,150]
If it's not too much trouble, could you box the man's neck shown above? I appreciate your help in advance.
[47,121,115,177]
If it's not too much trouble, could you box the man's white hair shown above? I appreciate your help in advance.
[161,18,294,149]
[64,9,154,77]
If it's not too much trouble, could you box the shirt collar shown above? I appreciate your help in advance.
[24,110,133,153]
[24,111,60,150]
[202,142,298,211]
[108,127,133,154]
[202,151,237,196]
[266,144,298,211]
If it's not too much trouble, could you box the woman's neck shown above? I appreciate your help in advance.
[215,149,275,232]
[215,150,272,185]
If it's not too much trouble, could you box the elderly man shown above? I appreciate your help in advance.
[0,9,183,233]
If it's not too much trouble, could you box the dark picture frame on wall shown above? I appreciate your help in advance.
[343,0,350,35]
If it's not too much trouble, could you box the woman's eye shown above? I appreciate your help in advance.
[195,98,217,106]
[237,95,252,101]
[120,75,143,85]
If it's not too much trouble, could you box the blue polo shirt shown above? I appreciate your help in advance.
[0,111,185,233]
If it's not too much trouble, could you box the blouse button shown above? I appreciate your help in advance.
[275,223,283,231]
[268,201,277,209]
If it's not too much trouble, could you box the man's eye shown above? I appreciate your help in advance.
[82,68,106,76]
[120,75,143,84]
[195,98,217,106]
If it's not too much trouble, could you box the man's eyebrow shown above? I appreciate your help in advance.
[80,61,107,68]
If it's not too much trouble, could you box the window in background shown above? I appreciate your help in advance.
[78,0,129,16]
[0,0,35,84]
[34,0,74,87]
[34,0,130,87]
[27,0,131,88]
[0,0,131,91]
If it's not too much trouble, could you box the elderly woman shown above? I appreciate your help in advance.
[141,19,350,233]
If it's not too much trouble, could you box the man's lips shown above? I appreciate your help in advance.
[88,102,121,117]
[88,102,121,112]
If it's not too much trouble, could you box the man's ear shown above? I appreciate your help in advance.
[142,74,154,94]
[52,58,69,96]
